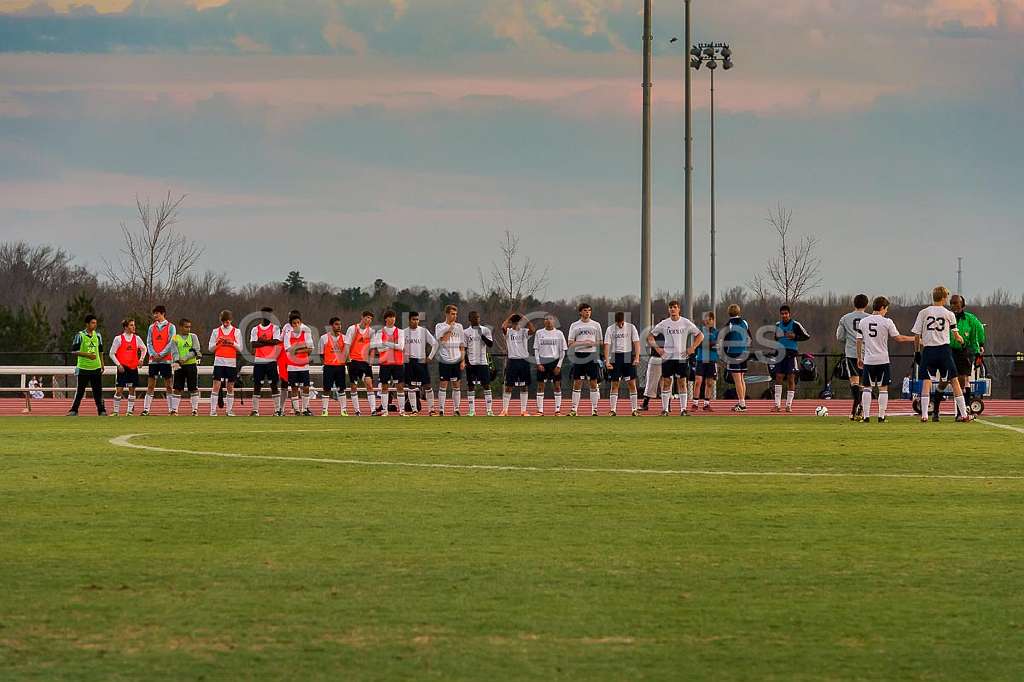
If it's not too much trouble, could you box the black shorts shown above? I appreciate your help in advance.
[608,353,637,381]
[405,360,431,386]
[570,358,602,381]
[323,364,347,392]
[466,364,491,388]
[213,365,238,382]
[348,360,372,383]
[504,358,532,386]
[726,358,749,374]
[380,365,404,384]
[536,360,561,383]
[696,361,718,379]
[116,367,140,388]
[252,362,279,389]
[173,364,198,393]
[774,352,799,376]
[148,363,172,379]
[660,359,689,379]
[920,346,957,383]
[861,363,892,387]
[952,349,975,376]
[438,362,462,382]
[836,356,860,381]
[287,370,312,387]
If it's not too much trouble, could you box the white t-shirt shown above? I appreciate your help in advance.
[250,323,281,364]
[856,314,901,365]
[373,326,405,363]
[604,323,640,355]
[403,326,436,361]
[434,322,465,364]
[651,316,700,360]
[208,325,242,367]
[567,319,603,355]
[464,325,493,366]
[911,305,957,348]
[535,328,568,365]
[505,327,531,360]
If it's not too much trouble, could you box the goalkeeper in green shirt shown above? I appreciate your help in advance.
[950,295,986,406]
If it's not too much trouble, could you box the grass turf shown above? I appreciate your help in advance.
[2,416,1023,680]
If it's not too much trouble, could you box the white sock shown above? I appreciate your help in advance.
[143,393,153,412]
[786,391,795,408]
[301,392,310,413]
[322,396,330,412]
[382,386,390,414]
[774,385,783,408]
[338,391,346,412]
[484,389,493,412]
[537,393,545,414]
[610,394,618,413]
[502,392,512,413]
[127,393,135,414]
[862,389,873,419]
[661,390,671,413]
[468,394,477,415]
[921,393,930,419]
[519,392,528,415]
[630,391,638,412]
[210,395,218,416]
[368,390,377,414]
[554,391,562,412]
[955,395,968,418]
[572,389,582,412]
[291,396,300,413]
[680,392,689,413]
[590,389,599,414]
[350,390,361,414]
[272,392,282,413]
[114,396,122,414]
[408,389,418,413]
[225,394,234,414]
[190,395,199,413]
[453,389,461,412]
[878,392,889,419]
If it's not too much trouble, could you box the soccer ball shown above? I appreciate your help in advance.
[815,406,829,417]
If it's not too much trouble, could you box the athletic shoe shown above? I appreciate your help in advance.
[609,411,617,417]
[109,412,118,417]
[771,405,781,413]
[569,410,578,417]
[956,415,975,423]
[168,410,177,416]
[274,410,284,417]
[921,417,929,423]
[877,417,887,423]
[536,411,544,417]
[226,411,235,417]
[191,410,198,417]
[521,412,531,417]
[641,397,650,411]
[454,410,461,417]
[486,410,495,417]
[785,406,793,413]
[931,413,941,423]
[340,410,349,417]
[680,410,690,417]
[661,411,670,417]
[429,410,438,417]
[321,409,329,417]
[703,403,713,412]
[591,410,598,417]
[632,409,641,417]
[302,410,313,417]
[65,410,77,416]
[249,410,259,417]
[140,410,149,416]
[97,412,108,417]
[498,411,508,417]
[732,404,747,412]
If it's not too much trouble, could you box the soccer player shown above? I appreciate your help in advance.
[603,311,641,416]
[912,286,971,423]
[534,314,567,416]
[319,317,349,416]
[463,311,494,417]
[642,331,664,411]
[374,310,406,416]
[142,305,176,416]
[856,296,916,423]
[949,295,986,412]
[343,311,376,416]
[837,294,870,421]
[772,305,811,413]
[567,303,603,417]
[500,313,535,416]
[170,319,201,416]
[721,304,751,412]
[67,314,106,416]
[403,311,437,415]
[282,312,315,416]
[648,301,704,416]
[207,310,242,416]
[692,311,719,412]
[434,304,466,416]
[109,318,146,416]
[250,307,283,417]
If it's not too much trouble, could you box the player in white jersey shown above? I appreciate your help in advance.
[836,294,870,421]
[534,314,567,416]
[855,296,916,422]
[207,309,243,416]
[647,300,704,416]
[434,304,466,416]
[319,317,350,416]
[374,310,406,417]
[603,312,641,416]
[911,285,970,423]
[567,303,604,416]
[500,313,535,416]
[403,311,437,415]
[464,311,495,416]
[282,311,315,416]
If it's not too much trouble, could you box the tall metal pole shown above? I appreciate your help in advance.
[683,0,694,321]
[709,64,716,321]
[641,0,653,329]
[957,257,963,294]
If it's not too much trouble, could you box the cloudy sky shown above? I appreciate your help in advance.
[1,0,1022,300]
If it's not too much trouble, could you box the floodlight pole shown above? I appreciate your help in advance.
[641,0,653,329]
[710,63,716,321]
[683,0,694,321]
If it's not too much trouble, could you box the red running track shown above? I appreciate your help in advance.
[6,398,1024,417]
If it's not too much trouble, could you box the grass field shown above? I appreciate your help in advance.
[2,416,1024,680]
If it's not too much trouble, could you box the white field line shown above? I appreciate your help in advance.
[108,434,1024,481]
[977,419,1024,435]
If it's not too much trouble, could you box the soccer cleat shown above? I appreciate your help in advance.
[521,412,531,417]
[661,411,670,417]
[703,403,713,412]
[321,408,329,417]
[169,410,177,416]
[877,417,887,423]
[498,410,508,417]
[680,410,690,417]
[785,406,793,414]
[931,413,940,423]
[65,410,78,417]
[641,397,650,411]
[429,410,438,417]
[97,412,108,417]
[771,405,781,413]
[956,414,976,423]
[191,410,198,417]
[632,409,641,417]
[302,410,313,417]
[591,410,598,417]
[732,404,747,413]
[249,410,259,417]
[921,417,929,423]
[109,412,118,417]
[340,410,349,417]
[454,410,461,417]
[354,411,362,417]
[274,410,284,417]
[486,410,495,417]
[569,410,578,417]
[140,410,149,416]
[226,411,235,417]
[609,411,617,417]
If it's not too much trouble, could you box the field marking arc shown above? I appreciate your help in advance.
[108,433,1024,481]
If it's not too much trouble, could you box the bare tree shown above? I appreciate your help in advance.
[479,230,549,310]
[104,193,202,307]
[748,204,821,305]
